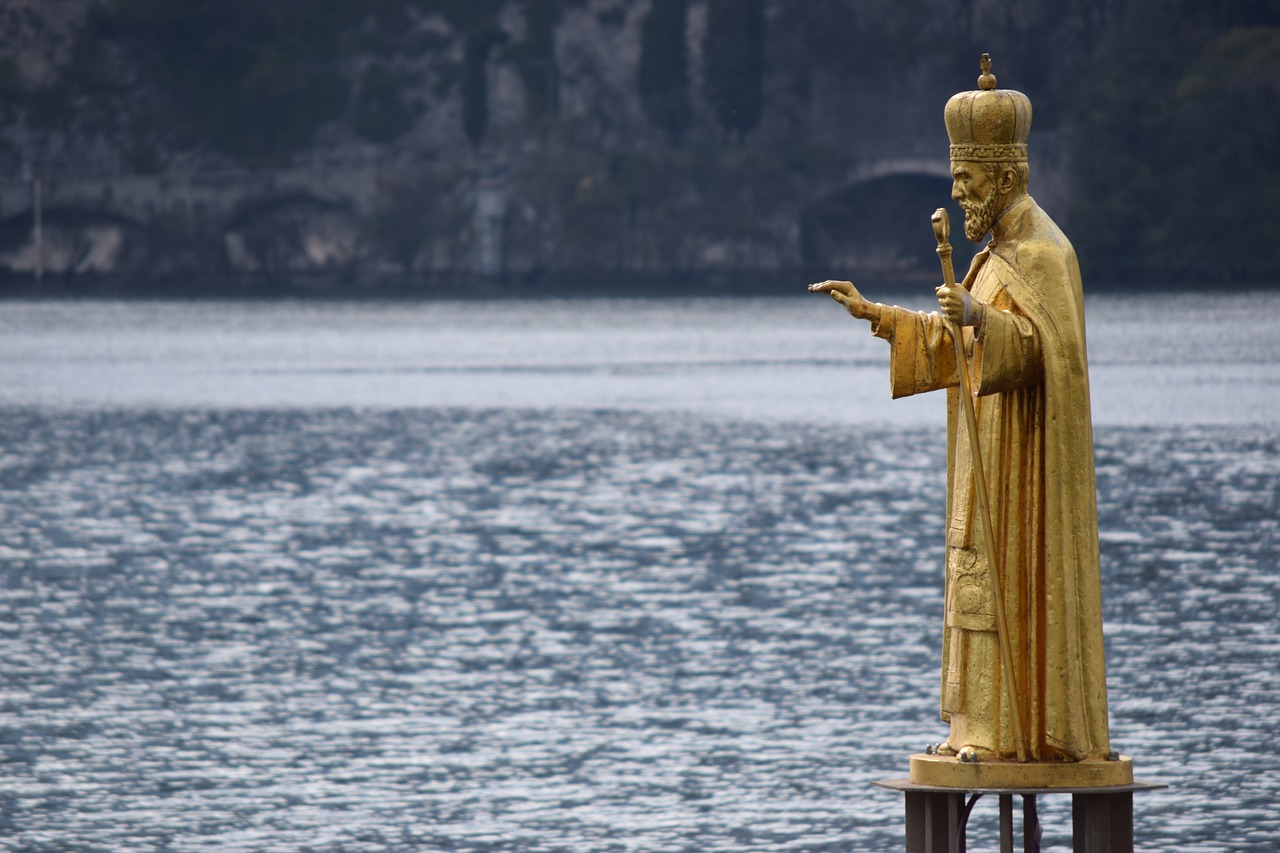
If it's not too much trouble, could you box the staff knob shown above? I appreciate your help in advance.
[931,208,950,246]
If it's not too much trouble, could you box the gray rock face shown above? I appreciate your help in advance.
[1,1,1271,285]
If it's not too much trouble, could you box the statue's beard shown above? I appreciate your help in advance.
[961,191,999,243]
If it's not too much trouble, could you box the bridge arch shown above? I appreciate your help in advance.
[222,193,360,274]
[800,167,976,281]
[0,206,148,276]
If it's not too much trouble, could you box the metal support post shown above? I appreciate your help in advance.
[877,779,1162,853]
[1073,792,1134,853]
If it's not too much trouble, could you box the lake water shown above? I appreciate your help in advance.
[0,291,1276,852]
[0,292,1276,426]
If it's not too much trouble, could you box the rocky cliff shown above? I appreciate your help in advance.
[0,0,1275,291]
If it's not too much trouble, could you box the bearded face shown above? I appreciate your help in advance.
[961,186,999,243]
[950,161,1002,244]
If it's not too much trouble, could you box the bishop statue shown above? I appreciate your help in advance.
[812,56,1127,786]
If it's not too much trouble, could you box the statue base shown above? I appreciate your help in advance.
[875,774,1165,853]
[909,753,1133,789]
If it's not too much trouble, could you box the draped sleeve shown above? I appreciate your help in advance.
[871,307,961,400]
[973,292,1044,396]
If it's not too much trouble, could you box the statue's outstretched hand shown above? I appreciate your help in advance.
[936,284,985,328]
[809,280,881,323]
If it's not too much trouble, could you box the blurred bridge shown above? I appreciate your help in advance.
[0,130,1070,281]
[801,129,1071,277]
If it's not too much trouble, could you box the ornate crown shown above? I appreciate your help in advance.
[945,54,1032,163]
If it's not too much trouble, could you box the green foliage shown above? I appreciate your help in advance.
[11,0,1274,282]
[81,0,521,157]
[429,0,506,34]
[421,0,507,148]
[463,34,499,148]
[1069,1,1280,282]
[1165,27,1280,279]
[124,142,161,175]
[596,7,628,27]
[512,136,841,271]
[66,39,119,99]
[122,114,162,174]
[507,0,561,127]
[0,56,21,118]
[778,0,928,74]
[703,0,765,139]
[354,63,415,144]
[365,167,470,270]
[637,0,692,140]
[25,84,74,131]
[90,0,355,164]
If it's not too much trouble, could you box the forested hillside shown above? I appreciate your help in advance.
[0,0,1275,290]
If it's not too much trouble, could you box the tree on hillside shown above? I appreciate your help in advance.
[1069,0,1280,281]
[462,32,503,148]
[0,57,20,123]
[638,0,693,140]
[703,0,765,140]
[354,63,415,144]
[434,0,507,148]
[90,1,355,164]
[509,0,561,128]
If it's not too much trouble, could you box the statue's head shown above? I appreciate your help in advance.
[945,55,1032,242]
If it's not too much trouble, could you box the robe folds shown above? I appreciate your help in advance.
[870,195,1111,761]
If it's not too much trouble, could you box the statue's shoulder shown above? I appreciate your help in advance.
[1000,197,1077,281]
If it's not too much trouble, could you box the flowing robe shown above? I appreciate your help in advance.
[870,195,1111,761]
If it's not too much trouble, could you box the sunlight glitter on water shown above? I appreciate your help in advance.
[0,409,1274,850]
[0,293,1277,850]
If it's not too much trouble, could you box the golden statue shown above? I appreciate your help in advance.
[812,55,1129,787]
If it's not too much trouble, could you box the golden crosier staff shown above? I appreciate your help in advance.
[931,207,1027,762]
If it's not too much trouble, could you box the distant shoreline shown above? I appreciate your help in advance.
[0,270,1273,301]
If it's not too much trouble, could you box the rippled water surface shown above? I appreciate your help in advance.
[0,295,1277,851]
